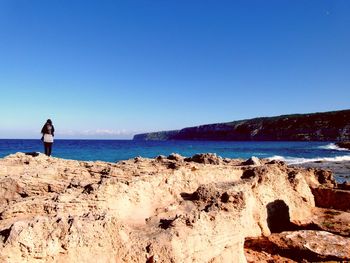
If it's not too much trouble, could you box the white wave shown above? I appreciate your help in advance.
[268,155,350,165]
[318,143,350,151]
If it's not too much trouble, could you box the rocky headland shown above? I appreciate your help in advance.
[1,153,350,262]
[133,109,350,141]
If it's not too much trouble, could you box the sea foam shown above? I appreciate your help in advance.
[268,155,350,165]
[318,143,350,151]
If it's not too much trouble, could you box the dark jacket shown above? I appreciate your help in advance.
[41,124,55,136]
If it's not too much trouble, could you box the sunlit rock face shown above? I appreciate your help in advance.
[0,153,348,262]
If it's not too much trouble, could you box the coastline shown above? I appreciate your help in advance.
[295,160,350,183]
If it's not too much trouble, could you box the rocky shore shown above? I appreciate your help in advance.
[1,153,350,262]
[297,160,350,184]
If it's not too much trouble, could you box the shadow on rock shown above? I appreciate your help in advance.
[266,200,294,233]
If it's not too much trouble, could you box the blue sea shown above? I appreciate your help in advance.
[0,140,349,164]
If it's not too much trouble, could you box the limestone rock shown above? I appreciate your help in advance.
[184,153,222,164]
[0,152,345,262]
[314,169,336,187]
[242,156,261,166]
[268,230,350,261]
[310,208,350,237]
[245,230,350,262]
[311,187,350,211]
[167,153,183,161]
[155,155,166,161]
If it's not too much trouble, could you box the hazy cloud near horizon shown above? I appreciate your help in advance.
[57,129,137,139]
[0,128,139,139]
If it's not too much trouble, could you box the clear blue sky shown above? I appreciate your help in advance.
[0,0,349,139]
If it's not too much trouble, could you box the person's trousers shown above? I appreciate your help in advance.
[44,142,53,156]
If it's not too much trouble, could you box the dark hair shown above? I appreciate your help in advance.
[46,119,52,125]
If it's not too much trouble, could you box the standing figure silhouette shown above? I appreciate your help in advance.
[41,119,55,156]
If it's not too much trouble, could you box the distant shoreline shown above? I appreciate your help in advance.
[134,109,350,141]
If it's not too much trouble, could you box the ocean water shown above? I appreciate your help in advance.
[0,139,349,164]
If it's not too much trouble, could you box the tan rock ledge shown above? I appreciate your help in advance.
[0,152,348,262]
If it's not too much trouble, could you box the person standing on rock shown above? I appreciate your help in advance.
[41,119,55,156]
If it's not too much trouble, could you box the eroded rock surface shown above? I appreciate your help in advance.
[0,153,348,262]
[245,230,350,262]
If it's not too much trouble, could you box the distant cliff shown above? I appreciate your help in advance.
[133,109,350,141]
[133,130,180,141]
